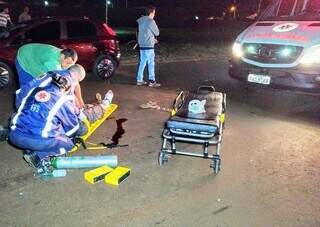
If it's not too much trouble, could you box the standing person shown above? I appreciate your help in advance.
[15,43,84,108]
[18,6,31,23]
[136,5,160,87]
[0,7,12,33]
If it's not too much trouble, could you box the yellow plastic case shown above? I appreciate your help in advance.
[84,165,114,184]
[105,166,131,186]
[70,103,118,153]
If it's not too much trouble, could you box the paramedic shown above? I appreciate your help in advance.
[15,43,84,108]
[8,73,81,168]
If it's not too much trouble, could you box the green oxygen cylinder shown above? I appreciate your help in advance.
[51,155,118,169]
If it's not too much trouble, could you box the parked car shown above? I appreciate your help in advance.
[0,16,121,88]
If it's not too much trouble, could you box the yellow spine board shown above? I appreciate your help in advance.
[84,165,114,184]
[70,104,118,153]
[105,166,131,186]
[171,109,176,116]
[220,113,225,123]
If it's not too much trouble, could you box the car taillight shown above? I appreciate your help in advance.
[103,23,116,36]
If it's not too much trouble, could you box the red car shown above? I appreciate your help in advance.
[0,16,121,88]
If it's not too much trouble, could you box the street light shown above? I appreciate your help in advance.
[230,5,236,19]
[105,0,108,24]
[44,0,49,7]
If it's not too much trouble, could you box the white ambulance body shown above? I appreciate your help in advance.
[229,0,320,92]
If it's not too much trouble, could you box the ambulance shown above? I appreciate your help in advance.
[229,0,320,92]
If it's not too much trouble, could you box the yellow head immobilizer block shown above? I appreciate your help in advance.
[105,166,131,186]
[84,165,114,184]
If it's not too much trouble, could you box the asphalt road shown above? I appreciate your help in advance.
[0,58,320,226]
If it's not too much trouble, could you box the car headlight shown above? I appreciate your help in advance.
[232,42,243,58]
[299,45,320,65]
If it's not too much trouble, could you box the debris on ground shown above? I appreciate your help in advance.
[140,101,172,112]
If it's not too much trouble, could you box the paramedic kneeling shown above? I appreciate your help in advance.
[8,74,80,168]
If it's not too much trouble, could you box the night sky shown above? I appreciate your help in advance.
[113,0,259,10]
[3,0,261,13]
[3,0,263,24]
[117,0,260,15]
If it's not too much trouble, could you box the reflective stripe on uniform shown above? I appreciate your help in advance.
[65,124,79,136]
[42,95,75,138]
[11,77,52,130]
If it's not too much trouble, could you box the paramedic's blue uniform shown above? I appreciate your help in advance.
[9,83,79,159]
[15,69,73,109]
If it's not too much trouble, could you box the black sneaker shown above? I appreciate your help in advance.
[23,150,41,168]
[148,81,161,87]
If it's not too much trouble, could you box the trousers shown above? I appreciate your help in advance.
[136,49,155,82]
[9,130,74,159]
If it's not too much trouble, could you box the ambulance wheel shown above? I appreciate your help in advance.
[158,152,168,165]
[0,62,14,88]
[93,55,116,80]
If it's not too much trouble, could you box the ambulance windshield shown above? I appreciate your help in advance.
[260,0,320,21]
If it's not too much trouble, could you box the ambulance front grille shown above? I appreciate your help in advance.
[243,43,303,64]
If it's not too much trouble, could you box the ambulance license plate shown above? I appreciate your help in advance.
[247,73,271,85]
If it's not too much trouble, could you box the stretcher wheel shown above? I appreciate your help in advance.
[211,159,221,174]
[158,152,168,166]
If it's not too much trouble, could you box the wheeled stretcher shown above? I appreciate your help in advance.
[159,86,226,173]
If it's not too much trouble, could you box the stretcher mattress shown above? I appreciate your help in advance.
[166,91,223,135]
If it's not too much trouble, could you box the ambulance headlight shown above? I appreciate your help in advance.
[232,42,243,58]
[299,45,320,65]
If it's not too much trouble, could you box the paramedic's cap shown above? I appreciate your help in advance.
[68,64,86,83]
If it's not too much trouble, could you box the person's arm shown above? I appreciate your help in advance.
[151,20,160,36]
[74,83,84,109]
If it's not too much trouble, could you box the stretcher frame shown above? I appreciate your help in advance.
[70,103,118,153]
[159,87,226,174]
